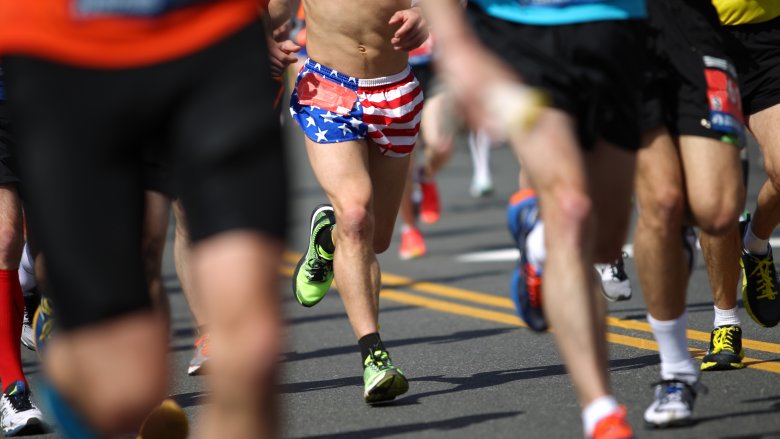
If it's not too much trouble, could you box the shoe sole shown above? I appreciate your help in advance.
[4,417,45,436]
[701,360,745,371]
[364,371,409,404]
[644,417,694,429]
[292,204,334,307]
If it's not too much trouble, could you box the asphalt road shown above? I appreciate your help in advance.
[21,130,780,438]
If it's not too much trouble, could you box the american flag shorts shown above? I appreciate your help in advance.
[290,58,423,157]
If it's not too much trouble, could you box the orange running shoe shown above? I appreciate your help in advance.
[419,180,441,224]
[188,334,210,376]
[592,406,634,439]
[399,227,427,260]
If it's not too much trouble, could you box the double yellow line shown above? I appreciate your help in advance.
[281,252,780,374]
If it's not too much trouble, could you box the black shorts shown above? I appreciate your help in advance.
[0,101,19,186]
[141,141,175,198]
[467,3,646,151]
[724,17,780,116]
[4,21,287,329]
[643,0,745,143]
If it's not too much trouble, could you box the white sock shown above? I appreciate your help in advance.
[469,130,492,187]
[647,312,698,384]
[713,305,740,328]
[526,220,546,269]
[743,223,769,256]
[582,396,619,437]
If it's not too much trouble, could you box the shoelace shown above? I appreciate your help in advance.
[609,253,629,281]
[306,257,330,282]
[365,350,391,369]
[5,390,33,412]
[749,259,778,300]
[712,327,738,353]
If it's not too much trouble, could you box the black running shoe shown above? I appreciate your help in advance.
[701,325,745,371]
[740,244,780,328]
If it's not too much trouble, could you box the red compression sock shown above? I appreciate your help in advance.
[0,269,26,389]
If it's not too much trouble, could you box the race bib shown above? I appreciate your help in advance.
[703,56,745,141]
[296,72,357,116]
[75,0,213,17]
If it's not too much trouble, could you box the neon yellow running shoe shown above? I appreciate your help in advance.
[293,204,335,307]
[363,349,408,404]
[701,325,745,371]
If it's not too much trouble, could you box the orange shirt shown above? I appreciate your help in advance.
[0,0,266,68]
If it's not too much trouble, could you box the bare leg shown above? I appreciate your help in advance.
[172,200,206,327]
[511,109,615,407]
[634,129,689,320]
[44,312,168,435]
[305,138,410,338]
[142,191,172,322]
[745,104,780,240]
[193,231,283,439]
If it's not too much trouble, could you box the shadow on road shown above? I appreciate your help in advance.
[302,411,521,439]
[282,328,516,363]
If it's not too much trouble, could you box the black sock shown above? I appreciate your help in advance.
[358,332,384,366]
[316,225,335,254]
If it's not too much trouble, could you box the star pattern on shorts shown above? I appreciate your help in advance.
[315,128,328,142]
[321,111,336,124]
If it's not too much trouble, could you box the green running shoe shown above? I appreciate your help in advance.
[701,325,745,371]
[293,204,335,307]
[32,296,55,356]
[363,349,408,404]
[740,245,780,328]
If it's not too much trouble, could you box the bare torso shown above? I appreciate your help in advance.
[303,0,411,78]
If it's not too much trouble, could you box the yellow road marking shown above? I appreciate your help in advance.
[280,257,780,369]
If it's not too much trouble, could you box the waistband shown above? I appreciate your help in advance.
[303,59,412,89]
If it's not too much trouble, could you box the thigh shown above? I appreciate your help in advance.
[587,140,637,261]
[368,144,411,249]
[173,23,287,244]
[679,135,744,230]
[305,137,372,215]
[4,57,148,330]
[748,103,780,176]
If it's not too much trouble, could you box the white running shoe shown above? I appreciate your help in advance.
[0,381,45,436]
[597,253,632,302]
[644,379,700,428]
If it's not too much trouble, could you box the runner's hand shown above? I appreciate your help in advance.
[268,39,300,78]
[389,7,429,51]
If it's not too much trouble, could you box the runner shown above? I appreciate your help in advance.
[0,2,287,438]
[424,1,645,437]
[279,0,427,403]
[633,0,745,427]
[700,2,780,367]
[0,66,46,436]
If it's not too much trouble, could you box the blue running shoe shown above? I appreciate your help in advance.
[507,190,547,332]
[32,297,55,356]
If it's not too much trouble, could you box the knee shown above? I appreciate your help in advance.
[764,160,780,192]
[691,197,742,235]
[335,205,373,243]
[639,186,685,229]
[545,188,592,237]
